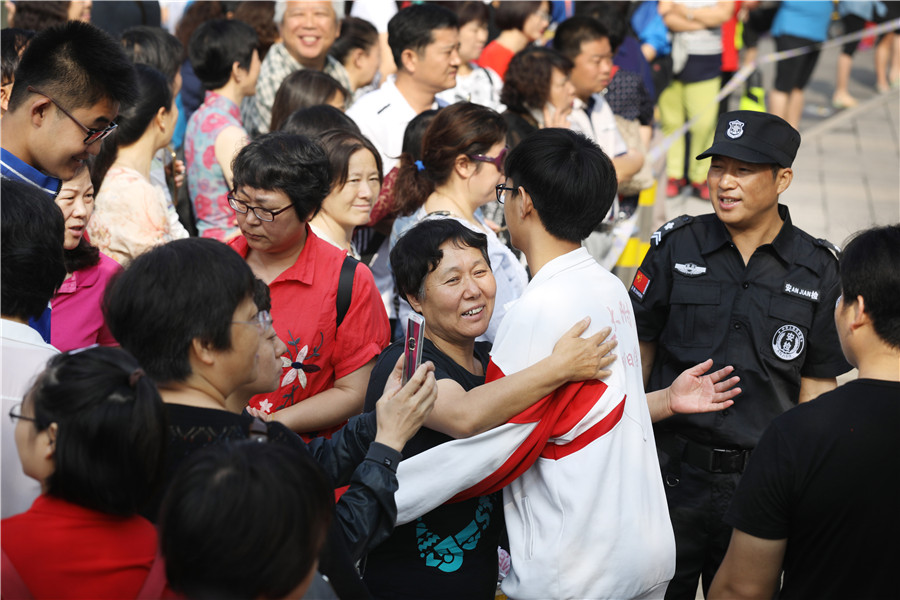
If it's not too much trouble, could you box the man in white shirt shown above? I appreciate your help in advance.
[1,179,67,517]
[347,3,460,174]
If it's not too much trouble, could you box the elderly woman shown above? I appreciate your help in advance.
[227,132,390,438]
[363,219,616,598]
[2,347,168,598]
[500,47,576,148]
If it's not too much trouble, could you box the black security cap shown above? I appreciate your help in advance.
[697,110,801,168]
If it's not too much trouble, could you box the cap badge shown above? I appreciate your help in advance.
[726,119,745,139]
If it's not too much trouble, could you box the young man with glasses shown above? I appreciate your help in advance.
[0,21,136,191]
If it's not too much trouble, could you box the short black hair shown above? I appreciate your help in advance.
[159,441,333,599]
[269,69,348,131]
[391,218,490,305]
[0,178,66,320]
[231,132,332,222]
[387,3,458,71]
[252,278,273,313]
[840,224,900,349]
[330,16,379,65]
[1,28,35,86]
[8,21,137,112]
[279,104,361,137]
[505,128,617,242]
[189,18,259,91]
[121,25,184,85]
[28,347,167,516]
[103,238,257,384]
[494,1,545,31]
[554,16,611,61]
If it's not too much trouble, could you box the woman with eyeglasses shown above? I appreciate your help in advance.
[308,129,383,260]
[2,347,169,598]
[476,0,551,80]
[88,64,187,266]
[392,102,527,343]
[226,132,391,439]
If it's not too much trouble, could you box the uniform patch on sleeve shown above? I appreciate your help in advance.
[631,269,651,299]
[649,215,693,247]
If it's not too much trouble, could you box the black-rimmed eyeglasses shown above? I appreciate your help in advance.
[469,147,508,174]
[232,310,274,333]
[495,184,516,204]
[9,402,40,425]
[27,86,118,146]
[227,194,294,222]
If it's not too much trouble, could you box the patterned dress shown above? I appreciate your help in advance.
[185,91,245,241]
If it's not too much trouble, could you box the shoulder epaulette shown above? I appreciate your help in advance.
[650,214,693,247]
[813,237,842,258]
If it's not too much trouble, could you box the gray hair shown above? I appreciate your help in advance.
[274,1,345,26]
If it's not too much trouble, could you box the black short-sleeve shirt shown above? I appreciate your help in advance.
[630,205,850,448]
[724,379,900,599]
[362,339,504,600]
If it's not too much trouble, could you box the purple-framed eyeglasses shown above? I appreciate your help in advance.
[468,147,508,174]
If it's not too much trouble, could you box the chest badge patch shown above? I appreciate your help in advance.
[783,282,820,302]
[674,262,707,277]
[772,324,805,361]
[727,119,745,139]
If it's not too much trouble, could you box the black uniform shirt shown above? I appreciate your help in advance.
[630,205,851,448]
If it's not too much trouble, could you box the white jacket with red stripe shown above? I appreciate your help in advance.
[394,248,675,599]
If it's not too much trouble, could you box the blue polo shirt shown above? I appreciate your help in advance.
[1,147,62,343]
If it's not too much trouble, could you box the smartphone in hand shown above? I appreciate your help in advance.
[402,314,425,385]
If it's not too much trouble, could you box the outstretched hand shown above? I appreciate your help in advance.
[374,354,438,452]
[552,317,617,382]
[667,359,741,416]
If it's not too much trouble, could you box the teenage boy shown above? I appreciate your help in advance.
[0,21,135,342]
[1,21,136,190]
[631,110,850,599]
[347,3,459,174]
[709,224,900,600]
[244,0,349,137]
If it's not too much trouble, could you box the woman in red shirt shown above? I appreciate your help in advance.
[2,347,168,599]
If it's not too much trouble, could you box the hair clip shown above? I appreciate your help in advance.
[415,160,425,172]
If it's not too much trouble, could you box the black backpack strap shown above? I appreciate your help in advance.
[337,254,358,328]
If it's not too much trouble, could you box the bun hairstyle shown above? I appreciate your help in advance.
[393,102,506,217]
[28,346,167,516]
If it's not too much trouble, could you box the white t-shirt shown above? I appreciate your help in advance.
[1,320,59,518]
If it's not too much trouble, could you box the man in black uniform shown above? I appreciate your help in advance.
[629,110,851,600]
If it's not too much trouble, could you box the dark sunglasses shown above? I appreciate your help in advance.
[468,147,508,174]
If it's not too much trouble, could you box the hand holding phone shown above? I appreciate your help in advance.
[403,314,425,385]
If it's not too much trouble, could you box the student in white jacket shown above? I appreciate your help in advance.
[393,130,741,599]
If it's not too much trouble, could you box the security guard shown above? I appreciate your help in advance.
[630,110,851,600]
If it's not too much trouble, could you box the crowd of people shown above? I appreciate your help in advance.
[1,2,898,599]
